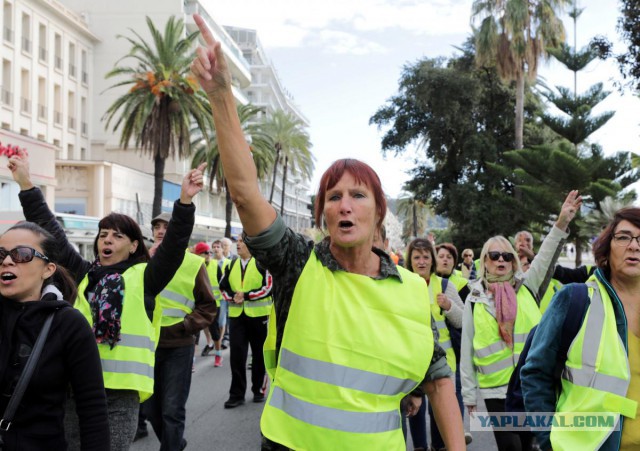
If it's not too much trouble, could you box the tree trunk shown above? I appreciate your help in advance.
[515,73,525,150]
[152,154,166,218]
[269,146,281,204]
[280,156,289,217]
[412,201,418,238]
[225,182,233,238]
[574,237,583,267]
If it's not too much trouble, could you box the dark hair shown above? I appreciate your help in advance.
[93,213,150,263]
[405,238,436,277]
[315,159,387,232]
[436,242,459,266]
[5,222,78,303]
[212,239,222,246]
[593,207,640,270]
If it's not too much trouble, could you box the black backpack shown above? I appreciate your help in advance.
[505,283,589,413]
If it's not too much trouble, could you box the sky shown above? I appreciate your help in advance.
[206,0,640,199]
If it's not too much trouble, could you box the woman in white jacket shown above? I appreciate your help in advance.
[460,191,581,451]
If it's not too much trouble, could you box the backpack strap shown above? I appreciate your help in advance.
[441,277,449,293]
[553,282,589,380]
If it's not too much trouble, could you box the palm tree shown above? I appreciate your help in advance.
[190,103,274,237]
[396,194,428,242]
[472,0,570,149]
[103,16,211,218]
[263,110,314,214]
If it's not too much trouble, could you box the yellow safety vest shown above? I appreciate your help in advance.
[449,271,469,292]
[206,259,225,307]
[539,278,563,314]
[428,273,456,372]
[76,264,161,402]
[227,258,272,318]
[551,279,638,450]
[261,251,433,450]
[157,252,203,327]
[472,284,541,388]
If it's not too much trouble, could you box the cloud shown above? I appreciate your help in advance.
[209,0,474,53]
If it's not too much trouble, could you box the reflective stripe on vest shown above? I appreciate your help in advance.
[227,257,272,318]
[261,251,432,449]
[472,285,541,388]
[157,252,202,327]
[551,279,638,450]
[269,386,399,434]
[76,263,160,402]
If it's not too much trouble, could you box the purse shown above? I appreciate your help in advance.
[0,312,56,449]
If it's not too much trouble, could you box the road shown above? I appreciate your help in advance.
[131,347,498,451]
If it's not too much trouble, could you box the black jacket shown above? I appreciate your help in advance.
[0,297,109,450]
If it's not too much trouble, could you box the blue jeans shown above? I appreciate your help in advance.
[217,300,228,328]
[145,345,194,451]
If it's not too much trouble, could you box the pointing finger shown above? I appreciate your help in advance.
[197,162,207,172]
[193,14,216,47]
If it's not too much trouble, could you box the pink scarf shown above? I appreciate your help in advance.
[488,281,517,348]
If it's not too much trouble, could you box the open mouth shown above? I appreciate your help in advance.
[338,220,354,229]
[1,272,17,282]
[102,249,113,257]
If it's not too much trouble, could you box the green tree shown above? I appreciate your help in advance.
[371,40,549,249]
[103,16,211,218]
[396,194,428,242]
[263,110,314,216]
[472,0,570,149]
[190,104,274,237]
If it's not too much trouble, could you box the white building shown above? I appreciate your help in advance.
[0,0,313,241]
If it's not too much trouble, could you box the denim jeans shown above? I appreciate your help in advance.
[145,345,194,451]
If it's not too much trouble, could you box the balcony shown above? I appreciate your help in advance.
[3,27,13,44]
[1,87,12,106]
[38,104,46,120]
[21,37,31,54]
[69,63,76,78]
[81,121,88,136]
[55,56,62,71]
[20,97,31,114]
[54,110,62,125]
[39,47,47,62]
[82,71,88,85]
[68,116,76,130]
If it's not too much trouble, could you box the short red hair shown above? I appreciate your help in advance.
[314,159,387,231]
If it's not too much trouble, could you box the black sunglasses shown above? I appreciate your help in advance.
[487,251,515,262]
[0,246,50,263]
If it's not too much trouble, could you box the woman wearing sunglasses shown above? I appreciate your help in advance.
[460,190,582,451]
[0,222,110,450]
[7,151,205,450]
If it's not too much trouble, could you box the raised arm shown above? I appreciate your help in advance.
[190,13,276,236]
[9,149,90,279]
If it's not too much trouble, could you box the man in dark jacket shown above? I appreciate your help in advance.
[143,212,217,451]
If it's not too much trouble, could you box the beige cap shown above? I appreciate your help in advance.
[150,212,172,227]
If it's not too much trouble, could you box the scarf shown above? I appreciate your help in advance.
[86,258,135,349]
[486,272,518,348]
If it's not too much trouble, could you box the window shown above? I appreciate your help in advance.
[81,97,87,136]
[54,33,62,70]
[81,50,88,84]
[1,59,11,107]
[37,77,46,120]
[38,23,47,62]
[20,69,30,115]
[3,2,13,44]
[53,84,61,125]
[67,91,75,130]
[68,42,76,78]
[21,13,30,54]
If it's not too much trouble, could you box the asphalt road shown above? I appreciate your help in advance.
[131,346,498,451]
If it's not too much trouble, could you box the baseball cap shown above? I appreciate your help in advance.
[194,242,211,255]
[150,212,172,227]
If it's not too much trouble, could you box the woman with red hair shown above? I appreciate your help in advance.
[191,14,465,451]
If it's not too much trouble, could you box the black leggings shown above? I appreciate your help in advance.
[484,398,534,451]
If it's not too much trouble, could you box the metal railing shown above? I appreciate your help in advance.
[54,110,62,125]
[3,27,13,44]
[1,87,12,106]
[20,97,31,114]
[39,47,47,62]
[21,37,31,53]
[81,121,88,136]
[38,104,46,120]
[68,116,76,130]
[55,56,62,70]
[82,71,88,84]
[69,63,76,78]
